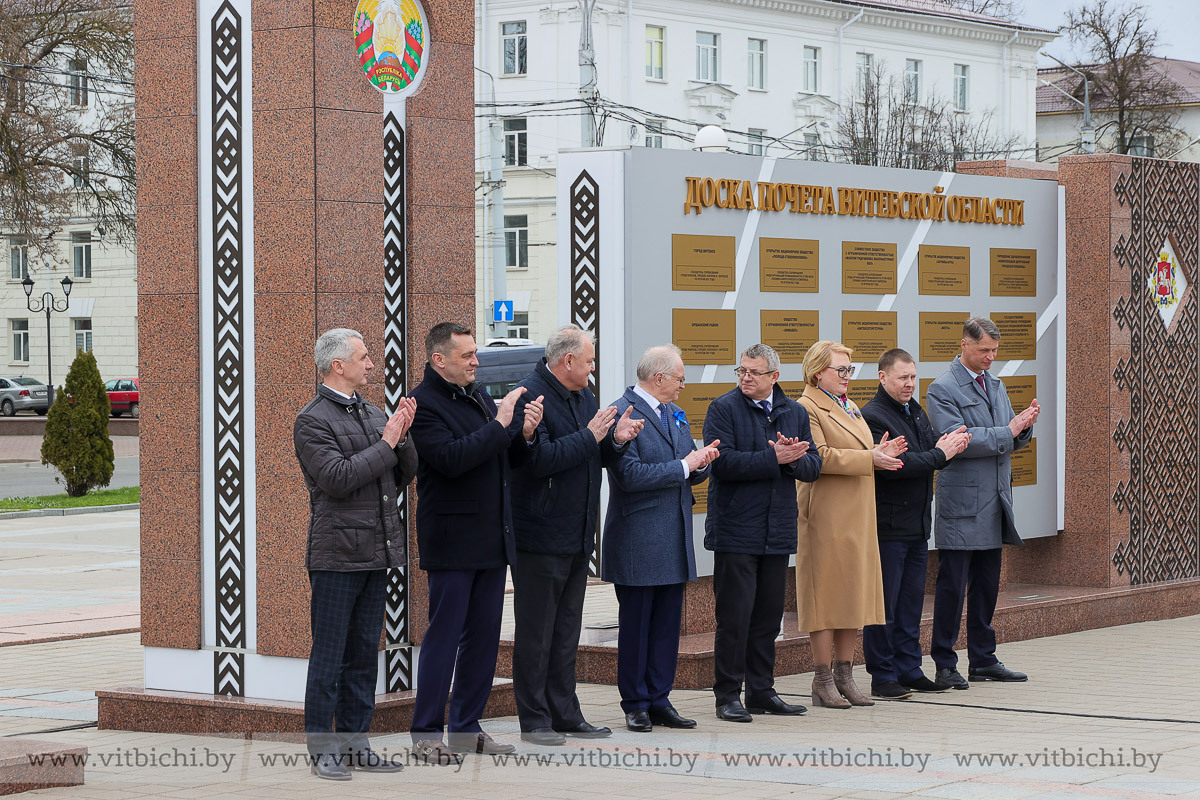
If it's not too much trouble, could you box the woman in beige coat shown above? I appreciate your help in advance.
[797,340,907,708]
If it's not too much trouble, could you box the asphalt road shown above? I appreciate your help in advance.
[0,455,139,499]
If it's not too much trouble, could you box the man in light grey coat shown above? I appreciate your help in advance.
[925,317,1039,690]
[602,344,720,733]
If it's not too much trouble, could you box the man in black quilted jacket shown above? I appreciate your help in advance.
[294,328,418,781]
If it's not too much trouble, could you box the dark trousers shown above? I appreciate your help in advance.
[304,569,388,758]
[712,552,788,706]
[614,582,683,713]
[864,540,929,684]
[511,551,588,731]
[410,566,507,740]
[931,548,1001,671]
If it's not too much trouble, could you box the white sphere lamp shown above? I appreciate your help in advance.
[693,125,730,153]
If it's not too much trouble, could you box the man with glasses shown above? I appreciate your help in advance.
[603,344,720,732]
[702,344,822,722]
[926,318,1039,689]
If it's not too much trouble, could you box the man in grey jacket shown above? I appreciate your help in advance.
[294,328,418,780]
[925,317,1039,690]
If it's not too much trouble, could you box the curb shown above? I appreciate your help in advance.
[0,503,140,520]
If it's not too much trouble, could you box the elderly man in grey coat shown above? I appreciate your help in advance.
[925,317,1039,690]
[603,344,720,733]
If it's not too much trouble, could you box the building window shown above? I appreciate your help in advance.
[72,231,91,279]
[855,52,873,99]
[645,119,664,148]
[747,38,766,90]
[696,31,719,83]
[507,312,529,340]
[503,118,527,166]
[70,151,90,188]
[9,239,27,280]
[803,132,825,161]
[748,128,766,156]
[11,320,29,362]
[68,57,88,106]
[645,25,665,80]
[502,21,527,76]
[504,214,528,270]
[953,64,969,111]
[904,59,921,104]
[1128,135,1155,157]
[74,319,92,353]
[802,46,819,93]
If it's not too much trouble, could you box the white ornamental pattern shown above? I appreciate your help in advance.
[383,110,411,692]
[569,171,600,576]
[212,0,247,696]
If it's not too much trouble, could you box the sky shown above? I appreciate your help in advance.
[1017,0,1197,65]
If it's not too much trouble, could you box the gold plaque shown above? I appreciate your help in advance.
[692,479,710,515]
[1011,438,1037,486]
[993,312,1037,359]
[672,234,736,291]
[919,312,969,361]
[847,379,878,409]
[673,309,737,365]
[677,383,736,439]
[1004,375,1037,414]
[990,248,1037,297]
[918,245,971,296]
[779,380,807,401]
[841,311,898,362]
[760,238,819,293]
[761,310,819,364]
[842,241,898,294]
[919,377,935,407]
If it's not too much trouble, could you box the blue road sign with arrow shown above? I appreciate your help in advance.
[493,300,514,323]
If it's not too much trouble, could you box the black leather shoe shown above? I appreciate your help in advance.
[935,667,970,690]
[969,662,1028,682]
[346,748,403,772]
[745,694,807,715]
[900,676,948,693]
[649,706,697,729]
[625,709,652,732]
[311,754,351,781]
[520,728,567,746]
[715,700,753,722]
[448,731,516,755]
[870,681,913,699]
[555,721,612,739]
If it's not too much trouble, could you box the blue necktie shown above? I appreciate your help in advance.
[659,404,671,437]
[758,399,771,415]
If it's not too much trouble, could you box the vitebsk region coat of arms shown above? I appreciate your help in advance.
[1147,237,1188,330]
[354,0,425,93]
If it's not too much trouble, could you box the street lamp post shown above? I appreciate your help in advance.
[22,274,73,407]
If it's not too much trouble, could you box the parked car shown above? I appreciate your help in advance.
[476,345,545,401]
[0,376,49,416]
[104,378,140,418]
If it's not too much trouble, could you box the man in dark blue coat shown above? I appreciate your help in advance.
[861,348,970,699]
[703,343,822,723]
[603,344,720,733]
[408,322,543,764]
[510,325,644,745]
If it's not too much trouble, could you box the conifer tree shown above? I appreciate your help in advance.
[41,349,114,497]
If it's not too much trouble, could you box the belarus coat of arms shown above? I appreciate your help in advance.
[354,0,427,94]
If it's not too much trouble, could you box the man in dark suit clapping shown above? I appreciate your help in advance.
[603,344,719,733]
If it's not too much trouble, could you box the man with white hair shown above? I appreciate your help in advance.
[294,328,417,780]
[603,344,720,732]
[510,325,644,745]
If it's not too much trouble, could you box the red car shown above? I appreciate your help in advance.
[105,378,140,418]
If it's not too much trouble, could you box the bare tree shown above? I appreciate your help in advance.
[836,63,1022,171]
[1062,0,1184,155]
[935,0,1022,20]
[0,0,134,268]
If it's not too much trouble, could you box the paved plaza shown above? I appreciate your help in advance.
[3,510,1200,798]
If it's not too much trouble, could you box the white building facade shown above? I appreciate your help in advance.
[1,50,138,392]
[474,0,1056,344]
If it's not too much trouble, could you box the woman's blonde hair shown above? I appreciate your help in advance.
[802,340,854,387]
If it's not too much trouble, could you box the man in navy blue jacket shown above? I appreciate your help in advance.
[408,323,543,764]
[510,325,644,745]
[703,343,822,723]
[861,348,970,699]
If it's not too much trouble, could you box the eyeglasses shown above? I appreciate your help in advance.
[734,367,776,378]
[831,366,854,379]
[659,372,686,384]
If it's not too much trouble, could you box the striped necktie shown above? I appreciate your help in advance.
[659,404,671,436]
